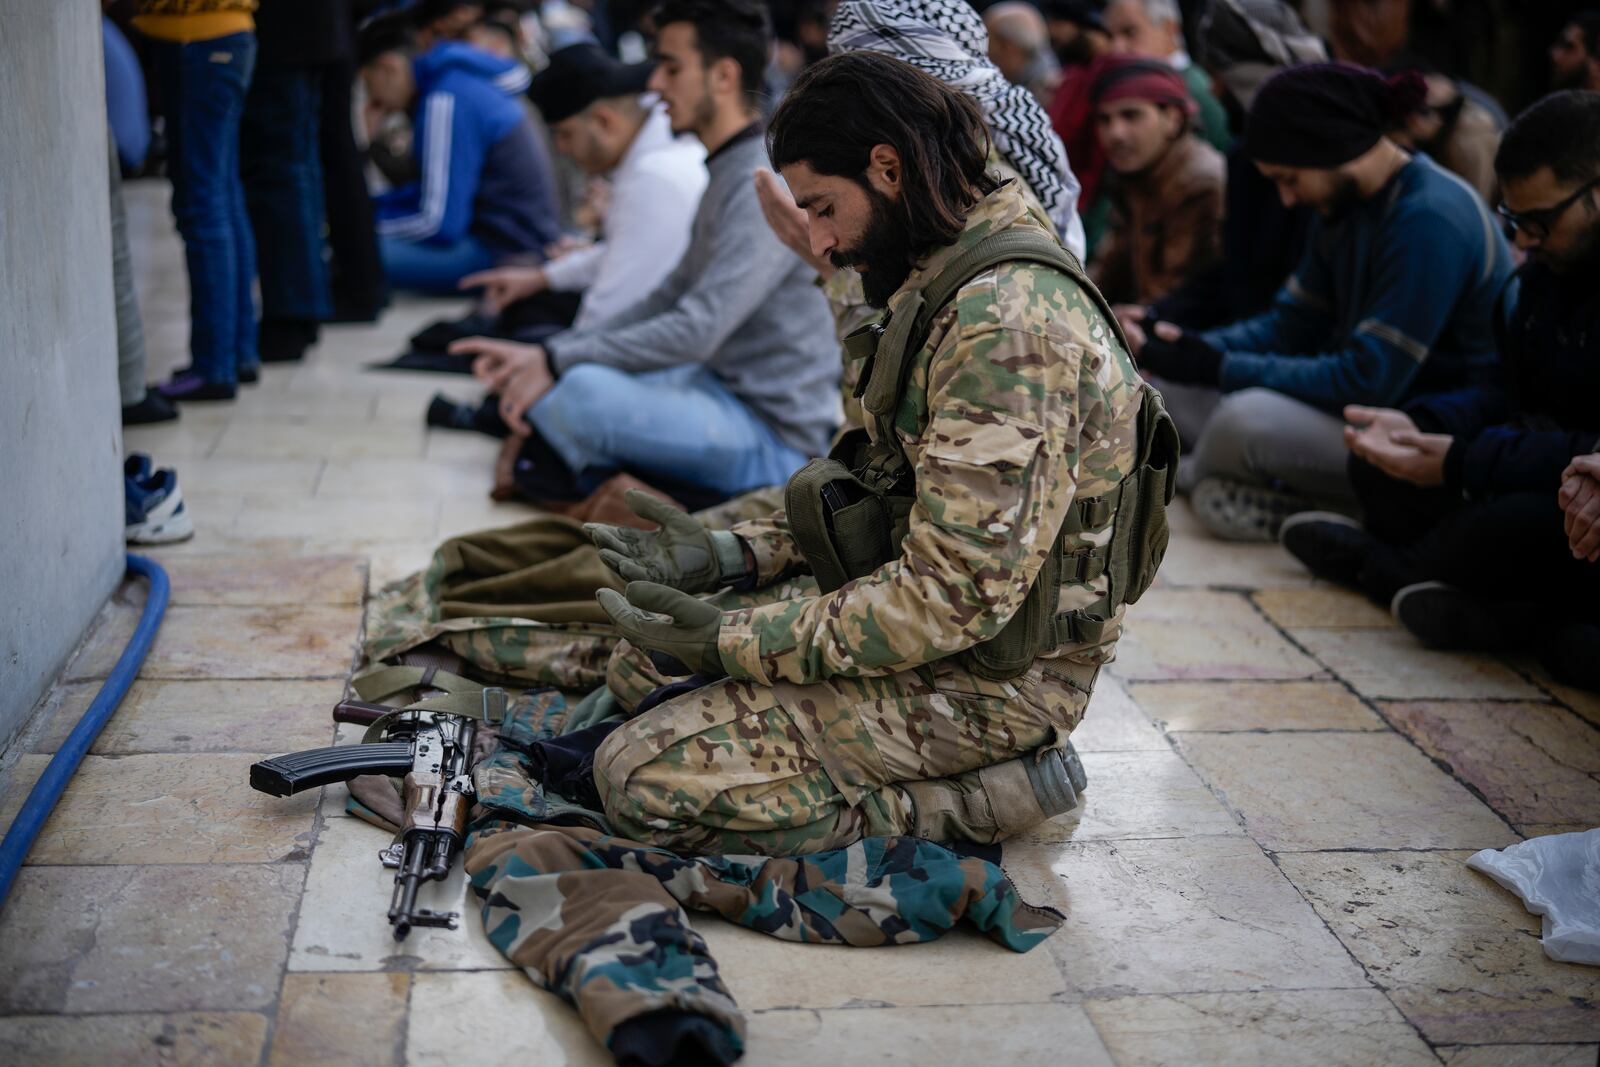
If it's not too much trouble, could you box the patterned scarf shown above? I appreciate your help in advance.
[829,0,1086,258]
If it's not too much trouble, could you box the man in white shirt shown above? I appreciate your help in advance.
[459,42,707,332]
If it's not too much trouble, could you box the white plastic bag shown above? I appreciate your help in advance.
[1468,828,1600,966]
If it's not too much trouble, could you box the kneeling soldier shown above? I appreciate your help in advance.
[588,51,1178,856]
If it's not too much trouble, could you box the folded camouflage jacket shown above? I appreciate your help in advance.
[461,691,1065,1063]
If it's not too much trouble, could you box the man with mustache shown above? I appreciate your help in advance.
[453,0,837,502]
[1132,63,1513,542]
[1281,91,1600,692]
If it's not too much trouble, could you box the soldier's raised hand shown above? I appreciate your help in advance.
[584,489,749,594]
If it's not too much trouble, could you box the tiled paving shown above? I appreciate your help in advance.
[0,181,1596,1066]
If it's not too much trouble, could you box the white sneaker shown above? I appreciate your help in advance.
[1190,477,1310,542]
[125,469,195,545]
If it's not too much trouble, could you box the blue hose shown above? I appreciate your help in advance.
[0,553,169,909]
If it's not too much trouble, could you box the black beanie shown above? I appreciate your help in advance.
[1244,62,1426,168]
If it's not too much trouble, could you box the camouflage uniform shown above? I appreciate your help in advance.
[461,691,1062,1056]
[596,181,1146,856]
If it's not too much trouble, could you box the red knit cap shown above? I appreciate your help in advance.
[1088,55,1197,117]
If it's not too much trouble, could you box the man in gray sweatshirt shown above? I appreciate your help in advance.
[455,0,839,498]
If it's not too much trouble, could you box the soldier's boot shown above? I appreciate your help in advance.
[901,741,1088,844]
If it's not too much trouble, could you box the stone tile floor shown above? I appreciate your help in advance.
[0,181,1596,1066]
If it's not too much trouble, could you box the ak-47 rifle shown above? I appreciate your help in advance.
[249,688,507,940]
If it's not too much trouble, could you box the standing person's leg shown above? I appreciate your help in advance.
[593,653,1089,856]
[1183,387,1356,540]
[528,365,810,498]
[243,65,331,362]
[108,129,174,424]
[226,37,260,381]
[320,56,386,320]
[153,33,255,399]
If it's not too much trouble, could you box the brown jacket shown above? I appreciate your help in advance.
[1091,134,1226,306]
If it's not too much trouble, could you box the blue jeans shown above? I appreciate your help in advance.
[242,65,332,323]
[379,234,494,294]
[529,364,810,497]
[149,32,258,385]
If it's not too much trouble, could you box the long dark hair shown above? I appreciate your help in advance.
[767,51,996,252]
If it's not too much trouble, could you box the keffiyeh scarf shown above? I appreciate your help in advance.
[829,0,1086,258]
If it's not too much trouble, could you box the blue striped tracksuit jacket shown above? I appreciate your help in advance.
[1201,153,1513,416]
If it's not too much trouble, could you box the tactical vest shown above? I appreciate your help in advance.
[785,228,1181,681]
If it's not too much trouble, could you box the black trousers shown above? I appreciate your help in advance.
[319,57,384,315]
[242,64,332,324]
[1352,458,1600,618]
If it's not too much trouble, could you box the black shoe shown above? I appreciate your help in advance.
[259,318,319,363]
[426,393,510,437]
[410,312,496,352]
[427,393,477,431]
[122,391,180,425]
[1390,582,1521,650]
[1539,619,1600,693]
[326,285,388,323]
[157,370,236,402]
[167,362,254,385]
[1278,512,1375,588]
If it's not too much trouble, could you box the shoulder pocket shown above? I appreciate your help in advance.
[921,413,1045,545]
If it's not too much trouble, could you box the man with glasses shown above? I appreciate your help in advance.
[1280,91,1600,692]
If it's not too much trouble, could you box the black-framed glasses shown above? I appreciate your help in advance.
[1496,176,1600,239]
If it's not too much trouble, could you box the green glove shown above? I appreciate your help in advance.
[595,581,727,677]
[584,489,749,594]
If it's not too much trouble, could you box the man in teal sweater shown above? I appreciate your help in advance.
[1133,63,1513,541]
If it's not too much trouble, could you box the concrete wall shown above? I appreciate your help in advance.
[0,1,125,751]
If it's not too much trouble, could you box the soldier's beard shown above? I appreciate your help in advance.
[829,185,919,308]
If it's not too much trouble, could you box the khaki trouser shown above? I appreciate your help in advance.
[595,640,1091,857]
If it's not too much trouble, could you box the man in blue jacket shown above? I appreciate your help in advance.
[1133,63,1513,541]
[1281,90,1600,691]
[358,14,559,292]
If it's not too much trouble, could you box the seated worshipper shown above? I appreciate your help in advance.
[451,0,838,502]
[584,51,1174,857]
[358,15,559,293]
[1042,0,1111,69]
[459,42,707,335]
[1279,90,1600,691]
[1550,11,1600,93]
[985,1,1062,106]
[1136,0,1326,331]
[1133,63,1513,542]
[411,0,487,52]
[1088,56,1225,307]
[1390,67,1506,205]
[1103,0,1231,151]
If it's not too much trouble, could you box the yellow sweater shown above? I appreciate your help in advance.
[133,0,256,43]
